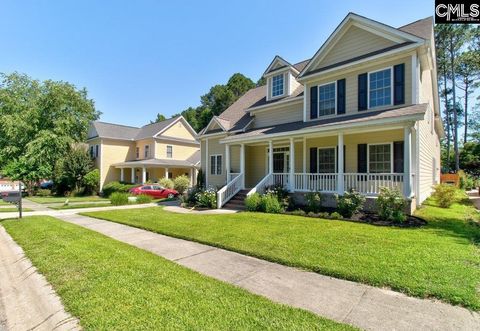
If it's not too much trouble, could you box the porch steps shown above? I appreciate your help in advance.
[223,190,249,210]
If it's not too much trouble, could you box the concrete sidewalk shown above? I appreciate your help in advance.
[0,227,80,331]
[57,213,480,331]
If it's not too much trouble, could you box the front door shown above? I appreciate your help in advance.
[273,152,288,173]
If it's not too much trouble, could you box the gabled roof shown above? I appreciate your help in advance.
[263,56,297,77]
[134,116,181,140]
[298,12,425,78]
[398,17,433,40]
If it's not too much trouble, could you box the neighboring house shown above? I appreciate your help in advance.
[87,116,200,190]
[198,13,443,210]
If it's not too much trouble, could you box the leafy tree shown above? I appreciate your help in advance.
[150,113,167,123]
[53,146,94,194]
[0,73,99,192]
[256,76,266,87]
[226,73,255,98]
[459,142,480,177]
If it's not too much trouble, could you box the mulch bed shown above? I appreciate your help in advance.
[348,211,427,227]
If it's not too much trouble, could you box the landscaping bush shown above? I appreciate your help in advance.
[181,187,200,206]
[289,209,306,217]
[110,192,129,206]
[173,175,190,194]
[36,189,51,197]
[83,169,100,194]
[159,178,174,189]
[305,191,322,213]
[432,183,457,208]
[335,188,365,218]
[102,181,137,197]
[376,187,407,223]
[260,193,283,214]
[330,212,343,220]
[136,194,152,204]
[265,184,290,210]
[195,187,217,208]
[245,193,262,211]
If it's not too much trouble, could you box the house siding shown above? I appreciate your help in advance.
[162,120,195,140]
[204,136,227,188]
[100,139,135,189]
[253,102,303,128]
[155,140,198,160]
[304,55,413,120]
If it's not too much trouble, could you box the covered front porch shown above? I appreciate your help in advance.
[217,124,417,208]
[112,159,198,185]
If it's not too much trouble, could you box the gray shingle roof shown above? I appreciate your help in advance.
[88,122,139,140]
[222,104,428,143]
[134,116,181,140]
[398,17,433,40]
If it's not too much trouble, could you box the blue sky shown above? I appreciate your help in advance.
[1,0,433,127]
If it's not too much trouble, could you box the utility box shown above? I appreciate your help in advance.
[1,191,21,203]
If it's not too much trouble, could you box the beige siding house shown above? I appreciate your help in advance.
[198,13,443,210]
[87,116,200,190]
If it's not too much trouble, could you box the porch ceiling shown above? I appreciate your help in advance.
[221,104,427,144]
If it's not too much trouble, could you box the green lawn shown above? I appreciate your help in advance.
[83,191,480,310]
[0,207,33,212]
[49,202,112,210]
[27,196,109,204]
[1,217,352,330]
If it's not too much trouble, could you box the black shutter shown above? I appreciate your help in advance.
[309,147,318,173]
[337,79,346,114]
[358,73,368,111]
[394,64,405,105]
[310,86,318,119]
[393,141,404,173]
[357,144,367,173]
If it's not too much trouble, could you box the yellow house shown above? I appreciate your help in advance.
[199,13,444,211]
[87,116,200,190]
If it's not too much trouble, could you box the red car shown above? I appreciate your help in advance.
[129,185,179,199]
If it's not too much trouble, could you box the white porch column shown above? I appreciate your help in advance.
[240,144,245,189]
[165,168,169,179]
[302,137,306,173]
[142,167,146,183]
[120,168,124,182]
[225,144,230,182]
[337,132,344,195]
[404,126,412,197]
[289,138,295,192]
[190,168,194,186]
[268,140,273,174]
[205,138,209,187]
[131,167,135,183]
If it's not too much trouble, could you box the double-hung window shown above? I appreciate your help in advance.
[318,148,336,173]
[368,144,392,173]
[166,145,173,158]
[210,155,222,175]
[271,74,284,97]
[95,145,99,158]
[89,146,94,158]
[369,68,392,108]
[144,145,149,158]
[318,83,336,116]
[136,147,140,159]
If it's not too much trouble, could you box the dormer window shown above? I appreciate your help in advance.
[271,73,284,97]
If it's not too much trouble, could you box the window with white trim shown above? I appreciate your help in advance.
[89,146,94,158]
[144,145,150,158]
[95,145,99,158]
[210,155,222,175]
[368,144,392,173]
[318,83,336,116]
[166,145,173,158]
[271,74,284,97]
[136,147,140,159]
[369,68,392,108]
[318,148,336,173]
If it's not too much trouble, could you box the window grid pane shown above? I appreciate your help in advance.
[318,83,336,116]
[216,155,222,175]
[272,74,284,97]
[167,146,173,158]
[318,148,336,173]
[369,69,391,108]
[369,144,391,173]
[210,156,215,175]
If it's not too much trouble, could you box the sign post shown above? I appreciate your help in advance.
[18,184,22,219]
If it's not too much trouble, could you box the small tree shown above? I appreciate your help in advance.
[54,146,94,195]
[173,175,190,194]
[83,169,100,195]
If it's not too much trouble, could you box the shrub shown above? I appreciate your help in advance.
[136,194,152,204]
[261,193,283,214]
[110,192,129,206]
[83,169,100,194]
[432,183,457,208]
[330,212,343,220]
[195,187,217,208]
[159,178,174,189]
[305,191,322,213]
[335,188,365,218]
[245,193,262,211]
[102,181,137,197]
[173,175,190,194]
[317,212,330,219]
[182,187,200,206]
[291,209,306,217]
[36,189,51,197]
[377,187,407,223]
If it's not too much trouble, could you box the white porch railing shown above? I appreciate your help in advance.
[272,173,289,188]
[228,173,240,182]
[294,173,338,192]
[344,173,404,195]
[247,173,273,196]
[217,173,244,208]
